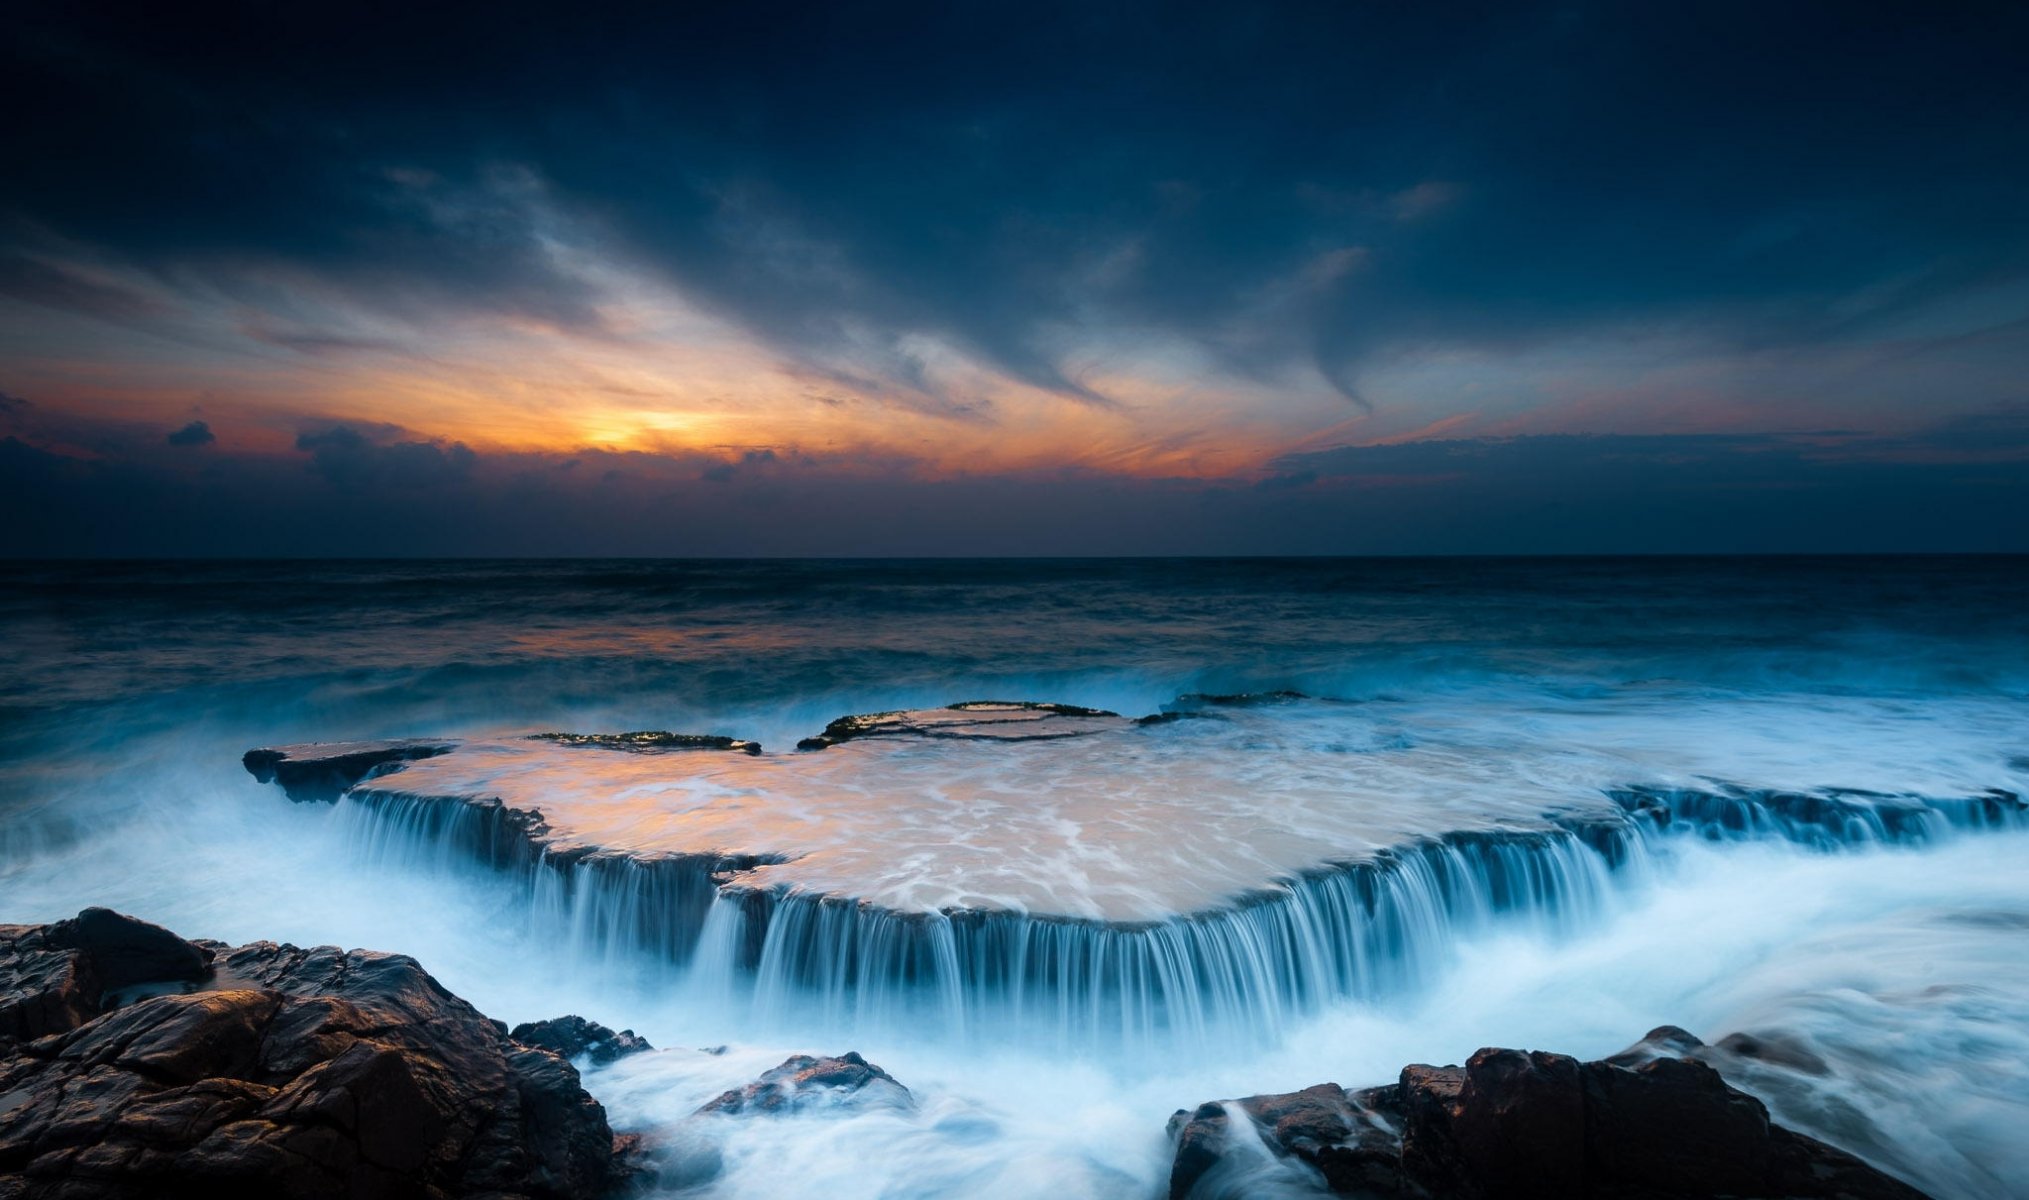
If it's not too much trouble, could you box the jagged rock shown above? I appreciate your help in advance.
[1600,1022,1705,1067]
[527,731,761,755]
[512,1015,653,1066]
[794,701,1122,750]
[1167,1082,1406,1197]
[0,909,214,1042]
[1166,1029,1929,1199]
[241,739,456,802]
[0,908,629,1199]
[1169,690,1310,710]
[1606,783,2026,845]
[697,1051,911,1116]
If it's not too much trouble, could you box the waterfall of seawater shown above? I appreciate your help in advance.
[9,558,2029,1199]
[328,783,2026,1054]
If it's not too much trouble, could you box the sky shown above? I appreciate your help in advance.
[3,0,2027,555]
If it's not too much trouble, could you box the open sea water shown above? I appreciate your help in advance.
[3,556,2027,1198]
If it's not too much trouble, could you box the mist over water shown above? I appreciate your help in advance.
[3,557,2027,1198]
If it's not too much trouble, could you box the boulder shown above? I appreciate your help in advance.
[1167,1082,1404,1198]
[0,909,630,1199]
[511,1015,653,1067]
[697,1051,911,1116]
[1166,1029,1929,1199]
[0,908,212,1042]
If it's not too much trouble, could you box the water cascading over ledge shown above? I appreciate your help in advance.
[313,765,2026,1050]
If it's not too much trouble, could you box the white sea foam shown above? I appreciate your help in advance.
[5,558,2028,1198]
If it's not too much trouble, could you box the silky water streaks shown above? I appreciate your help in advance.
[246,687,2029,1052]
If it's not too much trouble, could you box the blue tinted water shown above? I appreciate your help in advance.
[2,556,2026,1198]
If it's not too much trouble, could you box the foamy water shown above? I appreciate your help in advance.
[345,686,2022,920]
[2,557,2026,1198]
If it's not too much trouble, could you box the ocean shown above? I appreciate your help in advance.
[3,556,2027,1198]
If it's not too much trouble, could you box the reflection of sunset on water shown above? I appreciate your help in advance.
[349,691,2022,922]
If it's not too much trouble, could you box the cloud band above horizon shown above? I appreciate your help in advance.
[3,1,2027,552]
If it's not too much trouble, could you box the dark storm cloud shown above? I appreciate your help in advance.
[5,1,2025,400]
[165,420,215,447]
[294,426,477,490]
[1268,420,2029,490]
[701,448,780,484]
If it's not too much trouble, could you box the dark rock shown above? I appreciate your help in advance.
[1452,1048,1588,1198]
[698,1051,911,1115]
[0,908,630,1199]
[512,1015,653,1066]
[1166,1032,1930,1200]
[795,701,1121,750]
[1601,1023,1705,1067]
[1603,782,2024,846]
[0,910,211,1043]
[1394,1063,1469,1195]
[1165,1100,1235,1197]
[1712,1029,1833,1076]
[1579,1053,1775,1197]
[527,731,762,755]
[45,907,215,992]
[1168,690,1310,710]
[1167,1082,1403,1199]
[242,739,456,803]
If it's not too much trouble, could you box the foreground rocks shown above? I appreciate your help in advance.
[696,1051,911,1116]
[1167,1027,1928,1199]
[630,1051,912,1191]
[0,908,632,1199]
[511,1016,653,1068]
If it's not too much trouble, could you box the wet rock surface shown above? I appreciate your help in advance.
[1169,1081,1407,1198]
[0,908,630,1199]
[697,1051,911,1116]
[794,700,1124,750]
[511,1015,654,1067]
[242,739,458,803]
[1607,783,2025,844]
[527,731,761,755]
[241,706,2024,930]
[636,1051,915,1190]
[1167,1028,1929,1199]
[244,731,767,805]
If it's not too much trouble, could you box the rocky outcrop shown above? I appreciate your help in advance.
[244,732,765,805]
[510,1016,653,1067]
[794,701,1123,750]
[240,721,2024,1050]
[0,908,631,1199]
[1166,1029,1928,1199]
[1170,1081,1406,1198]
[1607,783,2025,844]
[527,731,761,755]
[0,907,216,1043]
[242,739,457,803]
[624,1051,912,1193]
[697,1051,911,1116]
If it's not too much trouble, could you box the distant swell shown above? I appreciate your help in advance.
[333,784,2026,1049]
